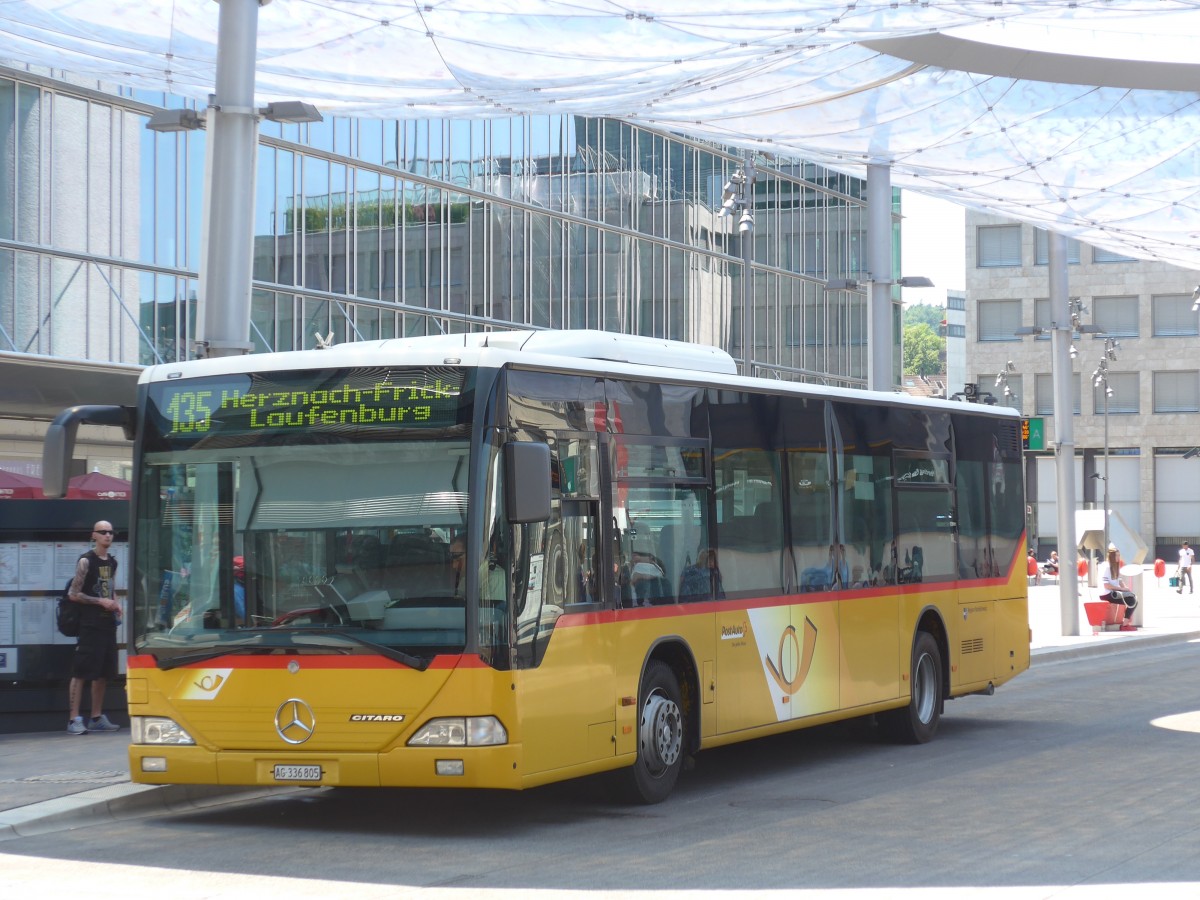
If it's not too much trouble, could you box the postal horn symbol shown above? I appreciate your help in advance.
[765,618,818,695]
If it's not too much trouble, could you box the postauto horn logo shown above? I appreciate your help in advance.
[764,618,818,695]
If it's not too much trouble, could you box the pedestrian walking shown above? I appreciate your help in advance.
[1178,540,1195,594]
[66,520,122,735]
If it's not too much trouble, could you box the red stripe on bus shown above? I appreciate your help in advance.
[428,654,489,669]
[127,653,475,670]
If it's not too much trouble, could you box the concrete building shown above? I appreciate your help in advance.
[965,210,1200,561]
[944,289,966,396]
[0,65,910,479]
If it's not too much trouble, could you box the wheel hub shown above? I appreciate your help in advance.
[913,652,936,724]
[639,692,682,773]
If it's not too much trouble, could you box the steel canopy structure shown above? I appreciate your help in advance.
[3,1,1200,267]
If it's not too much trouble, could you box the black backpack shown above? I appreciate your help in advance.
[56,578,81,637]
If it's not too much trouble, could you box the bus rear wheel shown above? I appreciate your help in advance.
[627,660,685,804]
[881,630,942,744]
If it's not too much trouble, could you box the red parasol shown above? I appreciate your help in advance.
[66,471,132,500]
[0,470,43,500]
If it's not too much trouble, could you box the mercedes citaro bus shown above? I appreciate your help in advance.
[43,330,1029,802]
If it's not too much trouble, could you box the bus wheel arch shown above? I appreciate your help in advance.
[916,607,949,707]
[626,639,698,803]
[882,612,947,744]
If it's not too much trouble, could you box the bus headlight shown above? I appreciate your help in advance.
[131,716,195,745]
[407,716,507,747]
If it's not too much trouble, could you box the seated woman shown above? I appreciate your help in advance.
[1098,543,1137,625]
[1042,550,1059,577]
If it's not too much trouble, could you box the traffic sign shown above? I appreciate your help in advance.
[1023,417,1044,451]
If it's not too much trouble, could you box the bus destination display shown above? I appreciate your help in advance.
[147,367,466,448]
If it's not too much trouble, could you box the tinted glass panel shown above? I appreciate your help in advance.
[713,446,786,596]
[604,378,707,438]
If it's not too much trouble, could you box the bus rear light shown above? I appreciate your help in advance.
[132,716,195,745]
[407,716,507,747]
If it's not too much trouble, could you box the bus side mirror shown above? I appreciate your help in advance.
[504,441,551,524]
[42,405,136,498]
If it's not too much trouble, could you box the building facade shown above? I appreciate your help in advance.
[966,210,1200,561]
[0,64,906,477]
[944,289,967,397]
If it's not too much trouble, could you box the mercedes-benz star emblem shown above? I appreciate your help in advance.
[274,698,316,744]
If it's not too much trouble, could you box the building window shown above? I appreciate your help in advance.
[1033,229,1081,265]
[977,225,1022,267]
[1093,247,1137,264]
[1093,295,1138,338]
[945,323,965,338]
[1034,373,1081,416]
[1032,297,1055,341]
[1153,371,1200,413]
[1093,372,1138,415]
[1152,294,1199,337]
[947,294,965,311]
[980,373,1021,411]
[978,299,1021,341]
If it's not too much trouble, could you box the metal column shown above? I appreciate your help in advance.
[1048,233,1081,635]
[867,164,893,392]
[197,0,263,358]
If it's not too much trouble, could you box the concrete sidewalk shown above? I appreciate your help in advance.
[1027,564,1200,662]
[3,568,1198,841]
[0,726,287,840]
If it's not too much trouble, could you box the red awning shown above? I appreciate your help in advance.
[66,471,131,500]
[0,470,43,500]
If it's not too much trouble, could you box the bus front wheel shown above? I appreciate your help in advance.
[881,630,942,744]
[627,660,685,803]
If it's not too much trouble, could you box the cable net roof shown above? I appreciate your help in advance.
[5,1,1200,267]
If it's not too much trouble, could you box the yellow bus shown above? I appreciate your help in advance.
[44,330,1029,803]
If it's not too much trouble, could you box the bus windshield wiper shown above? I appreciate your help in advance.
[312,630,428,671]
[153,630,428,671]
[155,635,286,670]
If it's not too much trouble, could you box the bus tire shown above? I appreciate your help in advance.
[881,630,942,744]
[627,660,685,804]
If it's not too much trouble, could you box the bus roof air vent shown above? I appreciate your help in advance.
[486,330,738,375]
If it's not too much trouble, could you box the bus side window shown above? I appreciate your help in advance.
[713,448,786,596]
[830,402,896,589]
[790,449,833,591]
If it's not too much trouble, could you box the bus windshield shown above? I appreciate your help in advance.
[133,366,477,666]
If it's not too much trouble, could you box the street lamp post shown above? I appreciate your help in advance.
[1092,338,1119,551]
[718,151,756,374]
[1014,251,1105,637]
[995,360,1016,404]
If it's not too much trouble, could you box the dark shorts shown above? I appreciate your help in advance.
[72,622,118,681]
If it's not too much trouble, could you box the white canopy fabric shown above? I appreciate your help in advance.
[5,1,1200,267]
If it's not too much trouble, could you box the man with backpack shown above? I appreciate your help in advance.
[66,520,121,735]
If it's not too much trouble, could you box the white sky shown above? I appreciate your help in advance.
[899,191,966,308]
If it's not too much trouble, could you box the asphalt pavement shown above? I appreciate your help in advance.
[3,567,1197,842]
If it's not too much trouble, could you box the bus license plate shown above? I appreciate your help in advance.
[273,764,322,782]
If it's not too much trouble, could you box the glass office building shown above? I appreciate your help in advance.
[1,65,892,458]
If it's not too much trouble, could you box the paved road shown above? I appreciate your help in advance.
[3,636,1200,898]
